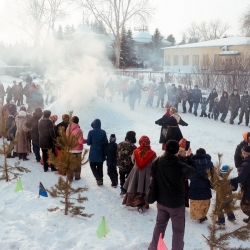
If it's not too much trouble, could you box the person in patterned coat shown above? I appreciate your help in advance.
[238,90,250,126]
[117,131,137,195]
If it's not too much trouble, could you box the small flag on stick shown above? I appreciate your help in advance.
[15,177,23,192]
[157,233,168,250]
[39,182,48,197]
[96,216,110,238]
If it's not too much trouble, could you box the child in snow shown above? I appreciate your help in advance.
[200,97,207,117]
[216,165,237,225]
[213,97,220,121]
[105,134,118,187]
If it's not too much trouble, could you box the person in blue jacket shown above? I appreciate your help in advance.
[87,119,108,186]
[188,148,213,223]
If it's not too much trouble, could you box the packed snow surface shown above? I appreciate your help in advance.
[0,86,249,250]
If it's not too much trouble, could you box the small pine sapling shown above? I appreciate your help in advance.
[0,108,30,181]
[203,153,250,250]
[47,111,92,217]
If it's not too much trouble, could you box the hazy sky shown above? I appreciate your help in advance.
[0,0,249,44]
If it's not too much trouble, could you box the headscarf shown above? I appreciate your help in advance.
[134,136,156,170]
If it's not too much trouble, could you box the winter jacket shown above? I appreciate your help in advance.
[175,87,183,103]
[155,115,169,143]
[155,152,196,208]
[23,83,32,103]
[182,90,188,102]
[38,117,56,149]
[156,83,167,99]
[66,122,86,152]
[0,84,5,98]
[240,95,250,111]
[168,87,176,101]
[219,92,228,113]
[192,88,202,103]
[117,140,137,172]
[26,75,32,84]
[7,115,16,141]
[6,86,12,102]
[231,155,250,198]
[26,110,43,142]
[188,91,193,102]
[123,153,156,194]
[201,101,207,111]
[161,114,188,143]
[11,84,18,99]
[227,93,240,112]
[14,115,32,153]
[55,121,69,137]
[105,141,117,166]
[206,91,218,105]
[234,131,249,169]
[188,153,213,200]
[87,119,108,162]
[212,102,220,113]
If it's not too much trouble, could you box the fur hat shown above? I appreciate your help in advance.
[242,145,250,155]
[170,107,177,114]
[196,148,206,154]
[43,110,51,118]
[19,110,26,117]
[20,106,27,112]
[110,134,116,142]
[194,84,198,88]
[244,90,249,94]
[72,116,79,124]
[62,114,69,121]
[233,89,238,92]
[50,115,58,123]
[125,131,136,144]
[165,140,179,154]
[179,138,187,151]
[214,97,219,102]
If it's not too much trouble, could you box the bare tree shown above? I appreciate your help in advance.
[185,19,230,42]
[241,6,250,36]
[76,0,153,68]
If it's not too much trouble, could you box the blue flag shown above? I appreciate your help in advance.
[39,182,48,197]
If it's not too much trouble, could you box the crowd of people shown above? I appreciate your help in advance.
[1,75,250,250]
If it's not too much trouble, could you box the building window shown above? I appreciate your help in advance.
[165,55,171,66]
[193,55,199,66]
[174,55,178,66]
[183,55,189,65]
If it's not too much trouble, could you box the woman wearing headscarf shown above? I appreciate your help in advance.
[122,136,156,212]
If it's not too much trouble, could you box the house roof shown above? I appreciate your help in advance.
[107,32,172,46]
[163,37,250,50]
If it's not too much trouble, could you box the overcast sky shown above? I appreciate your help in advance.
[0,0,249,44]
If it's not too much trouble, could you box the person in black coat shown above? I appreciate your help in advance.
[38,110,56,172]
[230,145,250,223]
[206,88,218,118]
[0,81,5,104]
[168,84,177,107]
[219,91,228,122]
[55,114,70,138]
[157,107,188,144]
[188,88,194,113]
[192,85,202,116]
[234,131,250,173]
[148,140,196,250]
[188,148,213,223]
[26,108,43,162]
[156,81,167,108]
[105,134,118,187]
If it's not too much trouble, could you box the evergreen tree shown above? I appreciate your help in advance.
[56,25,64,40]
[64,25,75,37]
[150,28,163,65]
[188,37,199,44]
[47,112,92,217]
[91,20,107,35]
[203,154,250,250]
[120,29,129,68]
[166,34,176,45]
[179,35,186,45]
[126,29,138,67]
[0,108,30,181]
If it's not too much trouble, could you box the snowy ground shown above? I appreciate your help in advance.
[0,77,249,250]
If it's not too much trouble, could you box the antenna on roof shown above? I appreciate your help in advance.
[134,25,148,32]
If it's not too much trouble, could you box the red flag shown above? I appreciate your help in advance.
[157,233,168,250]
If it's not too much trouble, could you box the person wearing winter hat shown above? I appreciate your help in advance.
[148,140,196,250]
[87,119,108,185]
[19,106,27,112]
[230,145,250,224]
[14,110,32,160]
[66,116,87,181]
[188,148,213,223]
[238,90,250,126]
[104,134,118,187]
[234,131,250,173]
[227,89,240,124]
[38,110,56,172]
[215,165,236,226]
[206,88,218,119]
[123,136,156,211]
[26,107,43,162]
[117,131,137,194]
[192,85,202,116]
[50,115,58,125]
[212,97,220,121]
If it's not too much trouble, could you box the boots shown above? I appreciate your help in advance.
[238,121,242,125]
[23,153,29,161]
[7,153,14,158]
[194,111,197,116]
[208,113,210,118]
[18,153,23,160]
